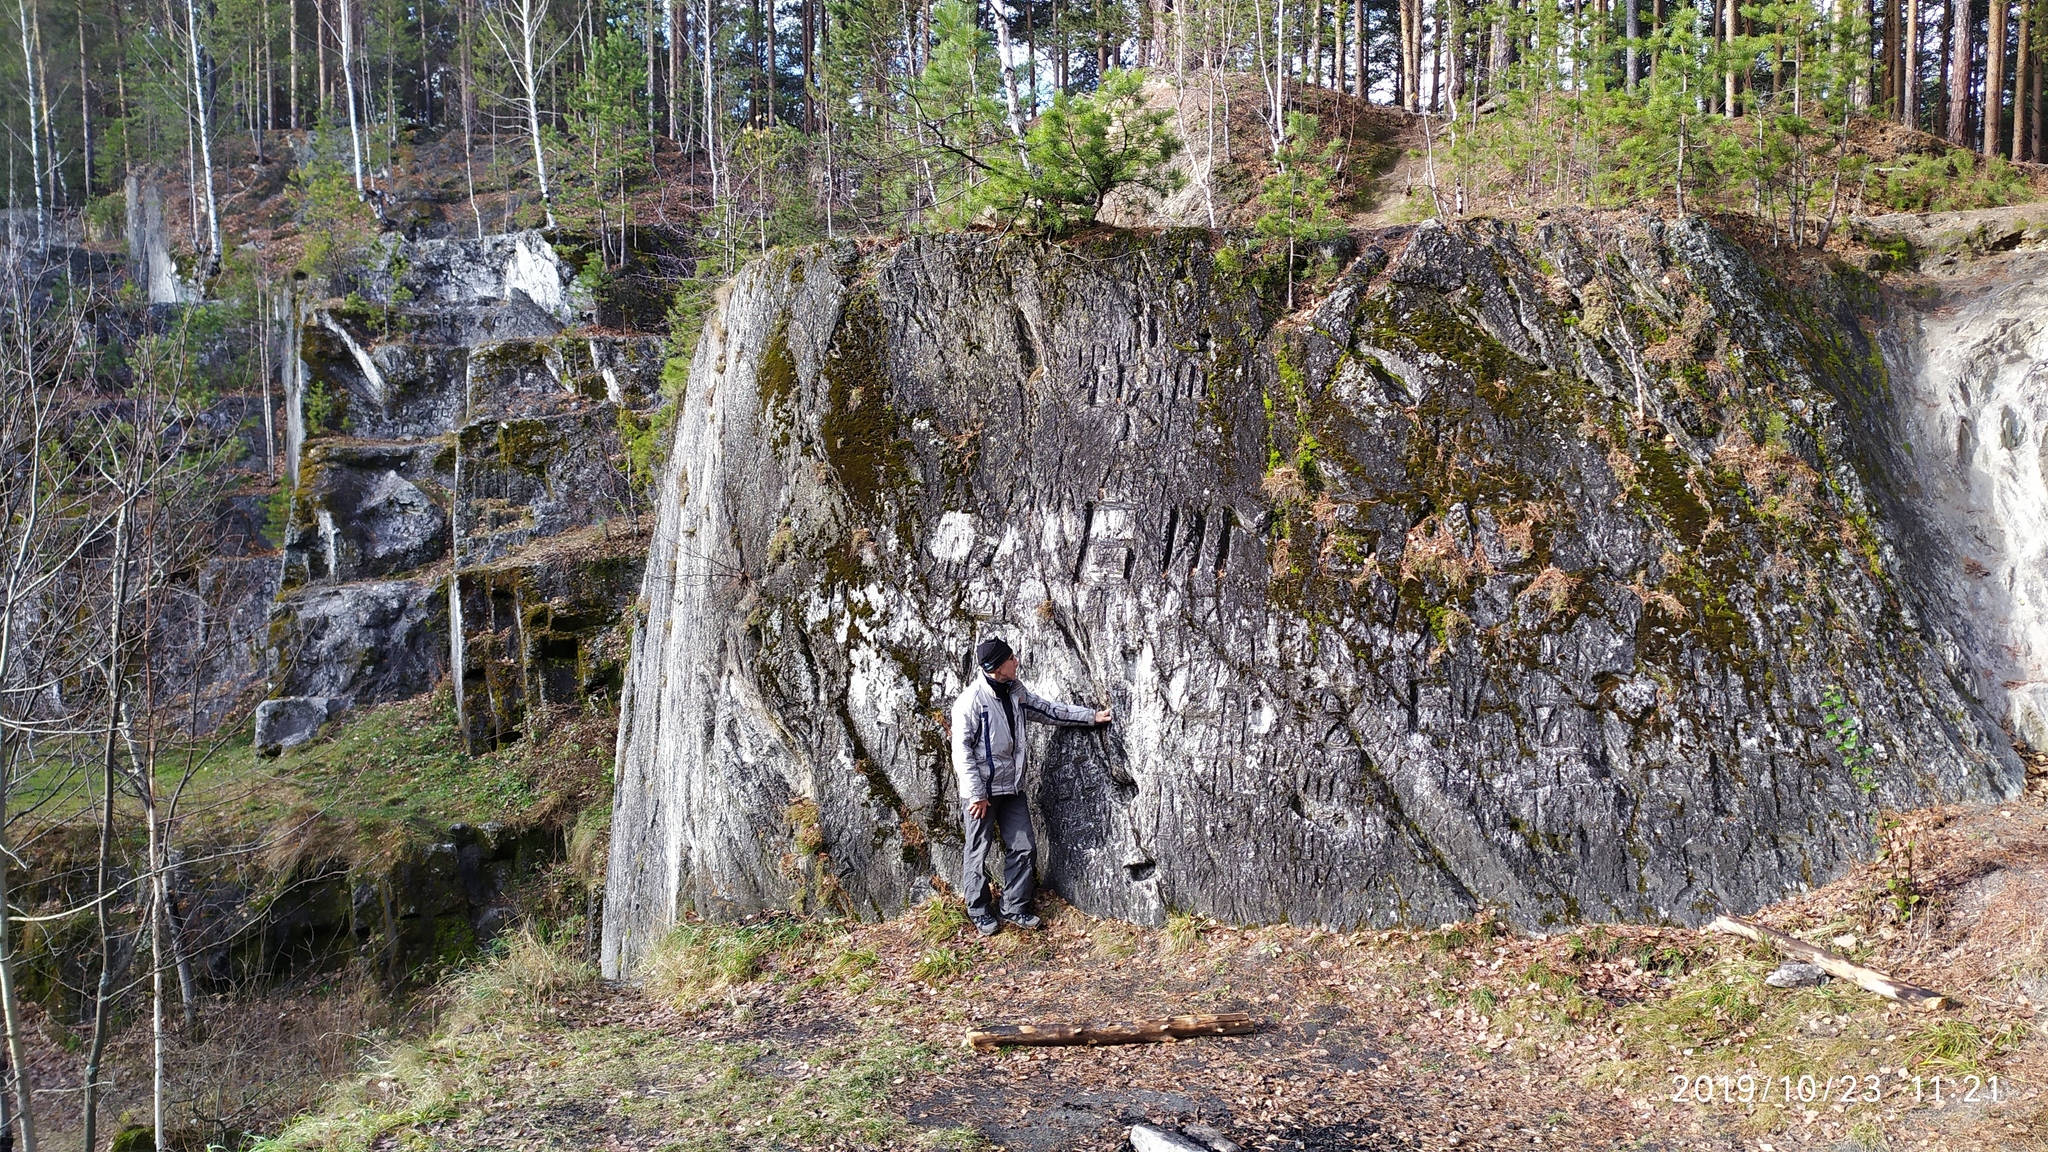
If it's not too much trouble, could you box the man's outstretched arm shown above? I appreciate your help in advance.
[1015,683,1113,726]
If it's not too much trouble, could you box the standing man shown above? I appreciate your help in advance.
[950,637,1113,935]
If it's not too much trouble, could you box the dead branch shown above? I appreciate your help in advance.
[966,1012,1259,1051]
[1708,913,1953,1010]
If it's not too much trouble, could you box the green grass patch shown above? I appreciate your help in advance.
[911,947,972,982]
[1904,1018,2028,1076]
[917,895,971,944]
[1164,911,1208,954]
[257,990,960,1152]
[641,916,823,1009]
[12,690,611,866]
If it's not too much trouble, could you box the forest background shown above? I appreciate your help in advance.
[6,0,2048,290]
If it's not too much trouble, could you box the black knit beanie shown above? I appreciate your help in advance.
[975,637,1014,673]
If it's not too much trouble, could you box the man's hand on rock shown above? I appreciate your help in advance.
[969,798,990,820]
[1095,708,1113,724]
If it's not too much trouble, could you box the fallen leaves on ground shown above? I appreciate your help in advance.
[258,798,2048,1151]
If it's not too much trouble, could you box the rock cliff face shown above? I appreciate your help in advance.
[1871,252,2048,751]
[261,230,665,749]
[601,219,2026,976]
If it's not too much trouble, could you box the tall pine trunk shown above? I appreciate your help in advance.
[1400,0,1418,108]
[1884,0,1901,112]
[1947,0,1974,143]
[1986,0,2007,151]
[1725,0,1739,114]
[1905,0,1920,126]
[1355,0,1367,97]
[2015,5,2031,157]
[1626,0,1640,87]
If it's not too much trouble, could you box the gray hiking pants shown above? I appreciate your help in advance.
[960,793,1035,920]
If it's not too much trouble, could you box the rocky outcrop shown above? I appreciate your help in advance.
[268,579,450,705]
[16,818,561,1018]
[268,231,664,734]
[1848,204,2048,268]
[253,697,343,752]
[122,176,192,304]
[601,221,2024,976]
[449,523,650,745]
[284,441,449,584]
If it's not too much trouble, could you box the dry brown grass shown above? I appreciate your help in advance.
[1399,514,1473,591]
[1261,464,1309,505]
[1715,425,1823,527]
[218,797,2048,1151]
[444,926,596,1035]
[1518,564,1580,618]
[1628,576,1689,619]
[1268,536,1293,577]
[1496,505,1546,559]
[1643,293,1715,364]
[34,972,395,1152]
[1605,443,1643,491]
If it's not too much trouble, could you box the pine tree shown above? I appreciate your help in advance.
[975,67,1183,230]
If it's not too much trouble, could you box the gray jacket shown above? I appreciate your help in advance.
[949,674,1097,802]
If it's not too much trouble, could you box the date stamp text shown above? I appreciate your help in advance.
[1670,1072,2006,1107]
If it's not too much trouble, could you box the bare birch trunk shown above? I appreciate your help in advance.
[483,0,562,226]
[0,262,62,1152]
[14,0,46,234]
[991,4,1030,153]
[341,0,367,191]
[0,737,34,1152]
[704,0,718,200]
[148,782,167,1151]
[80,501,132,1152]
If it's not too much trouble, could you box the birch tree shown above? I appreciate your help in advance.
[484,0,581,227]
[0,253,106,1152]
[343,0,369,192]
[186,0,223,269]
[13,0,46,231]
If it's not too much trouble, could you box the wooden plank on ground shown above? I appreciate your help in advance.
[1708,913,1953,1009]
[965,1012,1258,1051]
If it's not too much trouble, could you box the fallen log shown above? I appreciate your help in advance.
[1708,913,1953,1010]
[965,1012,1258,1051]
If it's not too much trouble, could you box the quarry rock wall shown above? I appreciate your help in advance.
[600,220,2027,976]
[257,230,664,749]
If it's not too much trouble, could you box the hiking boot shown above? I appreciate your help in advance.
[1002,912,1044,931]
[972,915,1001,937]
